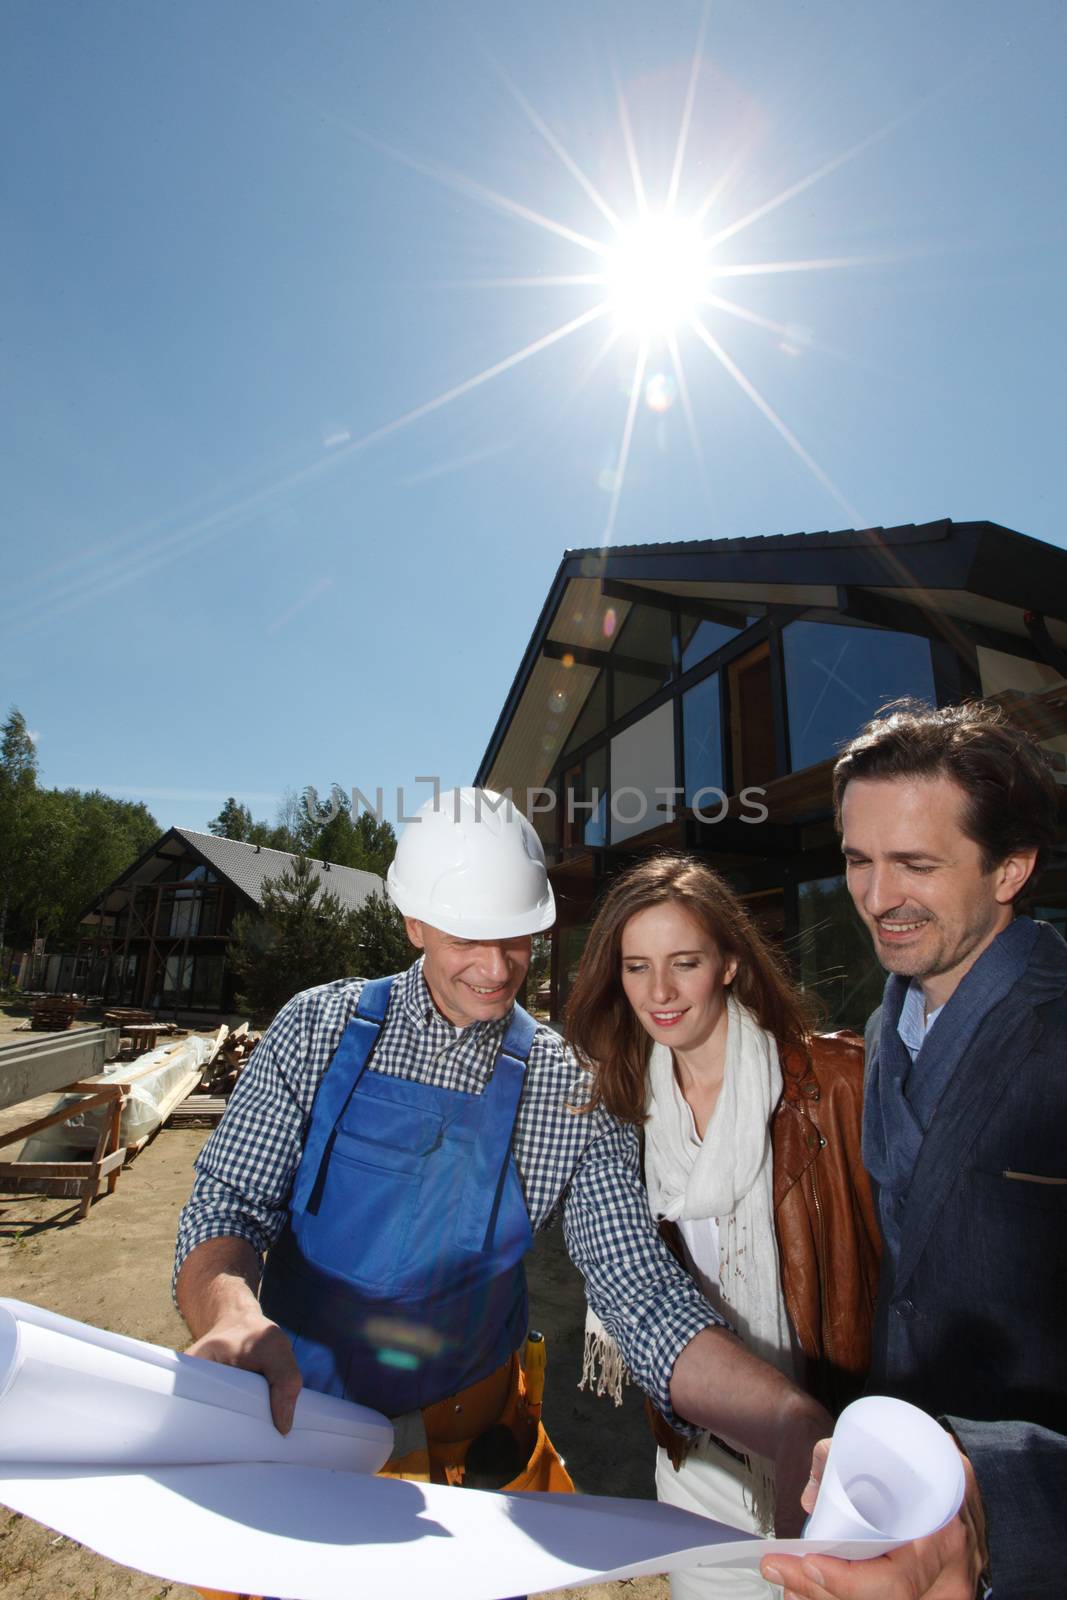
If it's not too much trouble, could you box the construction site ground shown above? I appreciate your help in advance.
[0,1101,669,1600]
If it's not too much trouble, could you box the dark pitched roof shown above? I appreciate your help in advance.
[172,829,383,914]
[563,518,955,558]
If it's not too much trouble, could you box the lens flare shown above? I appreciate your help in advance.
[645,373,677,413]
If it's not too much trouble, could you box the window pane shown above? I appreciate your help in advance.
[584,745,608,847]
[680,616,742,672]
[796,875,886,1031]
[683,672,722,805]
[783,621,935,771]
[168,890,201,937]
[191,953,224,1009]
[160,955,194,1007]
[562,672,607,757]
[613,604,674,721]
[198,891,220,936]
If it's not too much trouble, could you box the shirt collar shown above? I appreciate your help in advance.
[897,978,946,1060]
[396,956,512,1043]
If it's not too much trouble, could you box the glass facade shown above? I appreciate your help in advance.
[680,615,745,672]
[157,950,225,1010]
[612,603,674,721]
[796,875,886,1031]
[562,672,607,757]
[683,672,723,806]
[783,620,935,772]
[583,744,608,847]
[160,886,220,938]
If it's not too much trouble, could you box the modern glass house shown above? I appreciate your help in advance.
[77,829,382,1015]
[475,519,1067,1025]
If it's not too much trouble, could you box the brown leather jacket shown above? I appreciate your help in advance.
[648,1031,881,1464]
[773,1030,881,1413]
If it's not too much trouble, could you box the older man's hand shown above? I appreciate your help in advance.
[759,1439,987,1600]
[187,1310,303,1434]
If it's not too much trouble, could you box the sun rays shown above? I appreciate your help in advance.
[11,9,901,628]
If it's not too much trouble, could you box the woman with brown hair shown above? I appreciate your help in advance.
[565,854,880,1600]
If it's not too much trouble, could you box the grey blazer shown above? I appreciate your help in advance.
[863,925,1067,1592]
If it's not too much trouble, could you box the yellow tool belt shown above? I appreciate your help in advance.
[196,1357,573,1600]
[384,1351,573,1490]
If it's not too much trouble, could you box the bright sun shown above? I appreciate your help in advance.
[302,14,865,548]
[604,213,710,339]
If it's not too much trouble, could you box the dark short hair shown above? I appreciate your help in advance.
[833,698,1060,880]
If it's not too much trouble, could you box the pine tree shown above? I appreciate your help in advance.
[349,892,412,978]
[0,708,39,971]
[208,797,254,840]
[229,856,361,1021]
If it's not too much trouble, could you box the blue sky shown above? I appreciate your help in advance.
[4,0,1064,834]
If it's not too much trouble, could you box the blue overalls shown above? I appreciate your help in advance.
[259,976,537,1416]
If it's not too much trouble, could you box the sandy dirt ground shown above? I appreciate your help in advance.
[0,1109,669,1600]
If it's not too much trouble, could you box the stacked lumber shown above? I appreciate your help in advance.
[30,996,85,1032]
[104,1010,180,1034]
[202,1023,260,1095]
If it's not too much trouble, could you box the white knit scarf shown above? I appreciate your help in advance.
[581,996,791,1533]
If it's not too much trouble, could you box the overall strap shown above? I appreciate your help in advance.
[456,1004,539,1254]
[499,1002,539,1068]
[291,976,395,1215]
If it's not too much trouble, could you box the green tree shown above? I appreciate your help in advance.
[49,789,158,945]
[302,786,397,876]
[349,809,397,878]
[349,891,412,978]
[527,933,551,1008]
[229,855,360,1022]
[209,797,254,841]
[0,707,39,968]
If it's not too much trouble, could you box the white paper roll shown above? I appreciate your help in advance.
[803,1395,966,1541]
[0,1299,393,1474]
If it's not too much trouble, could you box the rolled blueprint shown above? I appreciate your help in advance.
[0,1299,393,1473]
[0,1300,968,1600]
[804,1394,966,1541]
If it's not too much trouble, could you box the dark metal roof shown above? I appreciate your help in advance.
[562,518,955,558]
[80,827,383,922]
[173,829,383,914]
[475,518,1067,789]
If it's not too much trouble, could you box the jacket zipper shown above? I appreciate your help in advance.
[808,1115,831,1365]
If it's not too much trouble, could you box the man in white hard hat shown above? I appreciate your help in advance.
[176,789,829,1515]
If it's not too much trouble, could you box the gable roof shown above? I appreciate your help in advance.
[172,829,383,914]
[475,518,1067,800]
[81,826,384,924]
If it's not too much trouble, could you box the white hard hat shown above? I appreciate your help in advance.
[386,788,555,940]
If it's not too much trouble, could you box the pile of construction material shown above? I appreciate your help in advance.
[29,996,85,1032]
[202,1023,260,1095]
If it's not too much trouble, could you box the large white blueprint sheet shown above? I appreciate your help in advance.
[0,1300,965,1600]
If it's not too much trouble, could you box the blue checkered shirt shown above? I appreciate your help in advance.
[175,958,721,1421]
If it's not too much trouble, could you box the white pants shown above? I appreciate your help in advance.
[655,1441,782,1600]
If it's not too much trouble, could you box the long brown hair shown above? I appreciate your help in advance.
[564,854,814,1124]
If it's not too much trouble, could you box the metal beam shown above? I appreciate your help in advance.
[838,584,1037,662]
[541,638,667,680]
[1025,612,1067,678]
[600,578,765,630]
[0,1028,121,1112]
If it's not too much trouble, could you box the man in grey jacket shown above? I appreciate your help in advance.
[764,699,1065,1599]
